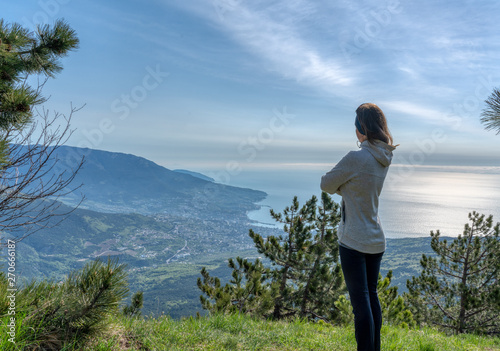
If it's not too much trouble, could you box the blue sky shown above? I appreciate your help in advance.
[4,0,500,182]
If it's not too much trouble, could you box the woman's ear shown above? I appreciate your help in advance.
[356,129,367,142]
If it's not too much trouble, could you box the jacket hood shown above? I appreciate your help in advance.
[361,140,396,167]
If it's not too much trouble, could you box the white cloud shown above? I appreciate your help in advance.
[380,100,491,136]
[169,0,354,93]
[381,101,447,125]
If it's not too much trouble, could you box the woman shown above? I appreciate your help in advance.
[320,103,396,351]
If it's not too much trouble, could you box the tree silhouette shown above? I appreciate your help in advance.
[0,19,82,241]
[480,88,500,134]
[407,212,500,334]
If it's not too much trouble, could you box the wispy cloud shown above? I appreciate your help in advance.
[381,101,446,124]
[380,100,489,136]
[169,0,354,93]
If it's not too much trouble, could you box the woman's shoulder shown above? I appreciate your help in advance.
[343,149,367,162]
[334,150,368,171]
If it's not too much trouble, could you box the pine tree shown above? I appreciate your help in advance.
[249,195,315,319]
[0,19,78,135]
[295,192,344,321]
[0,19,82,240]
[122,291,144,318]
[197,257,272,315]
[0,258,129,349]
[377,270,415,328]
[406,212,500,334]
[198,193,345,322]
[480,88,500,134]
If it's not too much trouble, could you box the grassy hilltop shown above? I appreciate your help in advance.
[3,312,499,351]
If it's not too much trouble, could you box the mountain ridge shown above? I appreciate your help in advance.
[43,145,267,217]
[173,169,215,182]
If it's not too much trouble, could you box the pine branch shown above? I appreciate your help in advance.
[476,271,498,291]
[464,314,499,330]
[464,305,490,319]
[480,88,500,134]
[470,244,494,270]
[426,290,455,322]
[435,266,463,280]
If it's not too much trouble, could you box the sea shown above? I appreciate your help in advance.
[228,164,500,238]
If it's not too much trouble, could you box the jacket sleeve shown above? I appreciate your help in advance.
[320,152,356,195]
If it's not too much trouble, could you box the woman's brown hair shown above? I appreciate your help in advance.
[355,103,394,145]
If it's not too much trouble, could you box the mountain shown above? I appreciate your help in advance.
[173,169,214,182]
[11,145,269,317]
[47,146,266,217]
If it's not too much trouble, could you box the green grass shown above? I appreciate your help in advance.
[19,313,495,351]
[3,312,499,350]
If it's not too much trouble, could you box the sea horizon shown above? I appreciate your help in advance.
[217,164,500,239]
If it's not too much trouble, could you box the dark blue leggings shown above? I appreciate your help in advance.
[339,245,384,351]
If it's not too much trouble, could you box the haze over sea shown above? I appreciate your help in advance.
[229,165,500,238]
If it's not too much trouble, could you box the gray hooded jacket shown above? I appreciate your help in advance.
[320,140,395,254]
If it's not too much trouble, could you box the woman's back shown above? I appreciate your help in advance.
[321,139,395,254]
